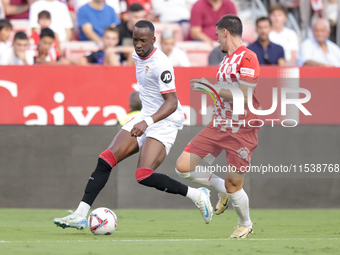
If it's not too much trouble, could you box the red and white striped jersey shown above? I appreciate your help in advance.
[214,45,261,133]
[32,45,58,62]
[30,31,61,58]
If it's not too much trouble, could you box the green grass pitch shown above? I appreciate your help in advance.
[0,208,339,255]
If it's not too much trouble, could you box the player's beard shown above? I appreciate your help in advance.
[138,46,154,58]
[135,50,144,57]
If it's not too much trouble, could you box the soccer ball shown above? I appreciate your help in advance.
[88,207,118,235]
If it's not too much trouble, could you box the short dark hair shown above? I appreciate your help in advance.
[0,19,13,31]
[14,31,28,42]
[134,20,154,34]
[269,3,287,16]
[40,28,55,39]
[38,10,51,20]
[129,3,144,12]
[216,14,242,37]
[256,16,272,27]
[104,26,119,34]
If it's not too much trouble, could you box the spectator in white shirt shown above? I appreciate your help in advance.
[29,0,73,42]
[151,0,196,23]
[0,0,5,19]
[269,3,299,65]
[159,30,190,67]
[0,19,12,55]
[0,31,34,65]
[297,18,340,67]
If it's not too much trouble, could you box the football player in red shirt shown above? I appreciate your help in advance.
[176,14,260,239]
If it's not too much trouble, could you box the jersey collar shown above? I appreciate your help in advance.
[227,45,246,56]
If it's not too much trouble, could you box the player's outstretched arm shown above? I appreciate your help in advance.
[130,92,178,137]
[218,83,254,105]
[190,78,214,91]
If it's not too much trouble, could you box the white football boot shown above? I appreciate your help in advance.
[54,210,87,230]
[229,222,253,238]
[194,187,213,224]
[215,193,230,215]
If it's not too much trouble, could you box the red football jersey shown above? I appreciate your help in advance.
[30,31,61,58]
[213,45,261,133]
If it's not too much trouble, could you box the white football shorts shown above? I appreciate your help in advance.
[122,114,179,155]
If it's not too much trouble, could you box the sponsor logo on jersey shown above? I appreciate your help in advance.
[145,66,149,75]
[161,70,172,83]
[240,67,255,77]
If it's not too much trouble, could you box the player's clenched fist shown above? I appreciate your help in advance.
[130,121,148,137]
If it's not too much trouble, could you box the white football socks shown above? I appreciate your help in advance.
[176,168,227,194]
[74,201,91,218]
[227,188,251,226]
[186,186,201,202]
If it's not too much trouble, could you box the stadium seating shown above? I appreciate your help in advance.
[242,21,256,45]
[8,19,31,42]
[176,41,213,67]
[61,41,99,61]
[154,22,184,43]
[60,40,213,66]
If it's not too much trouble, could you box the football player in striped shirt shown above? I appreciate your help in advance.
[176,14,261,239]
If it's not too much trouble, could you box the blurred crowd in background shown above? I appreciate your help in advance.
[0,0,339,67]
